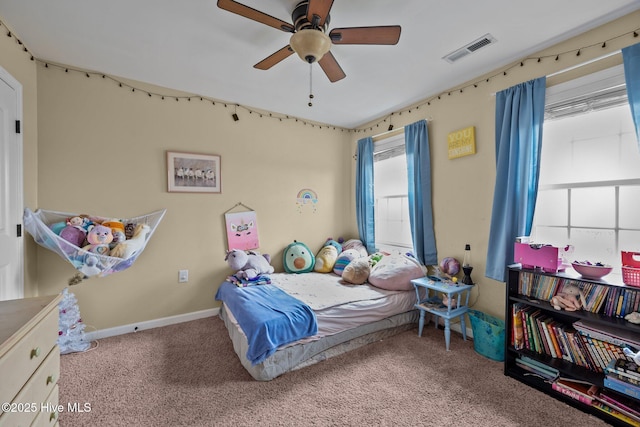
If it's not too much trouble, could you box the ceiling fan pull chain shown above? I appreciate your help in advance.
[308,63,314,107]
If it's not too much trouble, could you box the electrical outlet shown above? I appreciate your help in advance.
[178,269,189,283]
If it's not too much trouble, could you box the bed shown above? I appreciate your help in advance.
[215,272,419,381]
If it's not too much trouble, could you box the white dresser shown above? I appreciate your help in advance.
[0,294,62,427]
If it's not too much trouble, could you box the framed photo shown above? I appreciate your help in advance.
[167,151,221,193]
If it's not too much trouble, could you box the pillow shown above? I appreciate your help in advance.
[283,240,315,273]
[341,258,370,285]
[367,254,425,291]
[333,249,362,276]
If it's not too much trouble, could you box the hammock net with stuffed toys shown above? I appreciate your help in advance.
[24,208,166,278]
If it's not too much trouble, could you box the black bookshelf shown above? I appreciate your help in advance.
[505,265,640,427]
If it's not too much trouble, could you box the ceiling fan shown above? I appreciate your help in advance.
[217,0,401,83]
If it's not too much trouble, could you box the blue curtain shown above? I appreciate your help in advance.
[485,77,546,282]
[622,42,640,148]
[356,137,376,253]
[405,120,438,265]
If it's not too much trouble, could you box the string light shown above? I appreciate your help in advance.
[1,17,638,134]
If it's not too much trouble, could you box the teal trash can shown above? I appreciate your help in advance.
[468,310,505,361]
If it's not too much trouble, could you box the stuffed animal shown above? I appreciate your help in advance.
[82,224,113,256]
[333,249,363,276]
[59,224,87,247]
[283,240,315,273]
[550,284,586,311]
[67,215,92,231]
[109,223,150,259]
[625,312,640,324]
[103,219,126,249]
[225,249,274,280]
[342,258,370,285]
[623,347,640,364]
[314,239,342,273]
[341,239,368,258]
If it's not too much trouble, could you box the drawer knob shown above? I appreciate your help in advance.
[46,374,56,385]
[30,347,41,359]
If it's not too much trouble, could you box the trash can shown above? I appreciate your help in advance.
[468,310,505,361]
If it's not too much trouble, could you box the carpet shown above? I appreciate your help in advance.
[58,316,609,426]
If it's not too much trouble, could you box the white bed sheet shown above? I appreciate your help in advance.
[224,272,417,342]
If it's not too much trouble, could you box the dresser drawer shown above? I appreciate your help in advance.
[30,385,59,427]
[0,346,59,427]
[0,306,58,405]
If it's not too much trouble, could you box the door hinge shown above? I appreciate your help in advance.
[17,224,22,237]
[15,120,21,134]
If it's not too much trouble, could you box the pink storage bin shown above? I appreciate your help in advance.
[622,251,640,288]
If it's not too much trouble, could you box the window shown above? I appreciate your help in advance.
[531,65,640,274]
[373,133,413,252]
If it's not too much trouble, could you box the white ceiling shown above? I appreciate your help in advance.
[1,0,640,128]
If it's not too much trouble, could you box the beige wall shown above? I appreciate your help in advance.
[1,10,638,329]
[352,10,640,319]
[32,68,353,330]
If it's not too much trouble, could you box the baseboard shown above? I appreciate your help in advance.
[85,307,219,341]
[85,307,472,342]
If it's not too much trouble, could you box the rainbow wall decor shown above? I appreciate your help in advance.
[296,188,318,213]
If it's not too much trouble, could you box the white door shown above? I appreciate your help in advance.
[0,67,23,301]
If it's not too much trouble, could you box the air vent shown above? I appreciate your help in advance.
[443,33,497,63]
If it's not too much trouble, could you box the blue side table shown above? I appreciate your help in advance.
[411,277,474,351]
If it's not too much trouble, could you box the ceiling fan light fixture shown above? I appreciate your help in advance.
[290,29,331,63]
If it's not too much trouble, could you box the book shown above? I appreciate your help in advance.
[609,371,640,386]
[519,306,530,350]
[604,376,640,400]
[552,378,598,405]
[592,401,640,426]
[583,336,606,372]
[598,390,640,420]
[615,359,640,381]
[518,355,559,377]
[537,315,555,357]
[574,320,640,349]
[512,304,524,350]
[541,317,561,358]
[605,359,640,385]
[515,359,558,380]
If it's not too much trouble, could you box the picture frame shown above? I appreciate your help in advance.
[167,151,221,193]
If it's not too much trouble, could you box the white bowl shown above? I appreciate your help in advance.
[572,262,612,280]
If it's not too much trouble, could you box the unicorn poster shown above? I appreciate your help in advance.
[225,211,260,250]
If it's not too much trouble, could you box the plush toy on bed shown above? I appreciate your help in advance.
[342,258,370,285]
[314,238,342,273]
[283,240,315,273]
[225,248,274,280]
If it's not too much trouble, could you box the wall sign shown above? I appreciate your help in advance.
[447,126,476,159]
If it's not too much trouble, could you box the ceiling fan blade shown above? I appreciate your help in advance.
[254,46,294,70]
[306,0,334,28]
[217,0,294,33]
[329,26,401,45]
[318,51,345,83]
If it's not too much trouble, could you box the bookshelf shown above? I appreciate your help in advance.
[505,265,640,426]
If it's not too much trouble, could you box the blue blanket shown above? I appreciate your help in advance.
[215,281,318,365]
